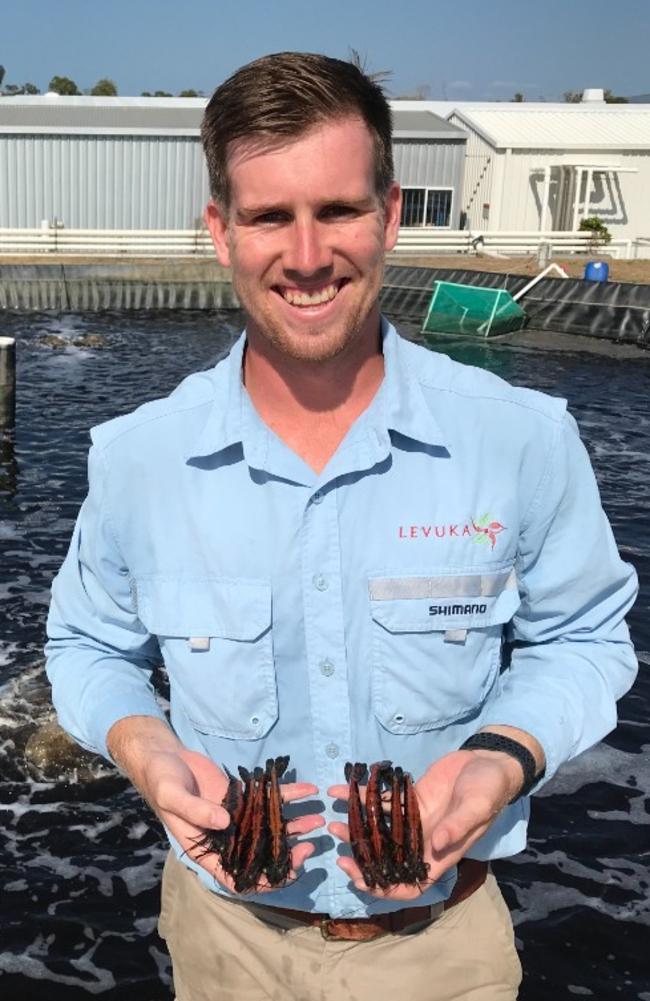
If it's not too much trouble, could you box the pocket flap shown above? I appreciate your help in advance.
[369,566,519,632]
[135,576,271,641]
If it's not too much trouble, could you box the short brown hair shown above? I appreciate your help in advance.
[201,52,394,207]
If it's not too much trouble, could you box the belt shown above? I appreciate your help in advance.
[256,859,489,942]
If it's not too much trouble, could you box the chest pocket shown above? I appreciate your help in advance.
[368,565,519,733]
[135,576,276,739]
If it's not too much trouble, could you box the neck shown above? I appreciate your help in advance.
[243,313,384,418]
[242,312,385,473]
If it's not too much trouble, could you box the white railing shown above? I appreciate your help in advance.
[0,226,645,259]
[393,228,635,259]
[0,227,215,255]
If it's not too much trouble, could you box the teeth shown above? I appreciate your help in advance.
[282,283,340,306]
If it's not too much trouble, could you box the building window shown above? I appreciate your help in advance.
[401,188,452,227]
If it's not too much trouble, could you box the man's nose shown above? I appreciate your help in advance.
[283,219,333,277]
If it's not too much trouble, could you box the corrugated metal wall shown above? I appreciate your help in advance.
[393,140,465,227]
[497,149,650,237]
[449,114,650,237]
[0,133,467,230]
[448,115,495,230]
[0,135,210,229]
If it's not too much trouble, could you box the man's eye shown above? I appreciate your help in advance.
[254,211,289,224]
[321,204,357,219]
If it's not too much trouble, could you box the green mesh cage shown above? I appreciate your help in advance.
[422,281,527,337]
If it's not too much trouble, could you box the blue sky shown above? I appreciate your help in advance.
[2,0,649,101]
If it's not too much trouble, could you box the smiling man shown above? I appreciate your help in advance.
[46,53,638,1001]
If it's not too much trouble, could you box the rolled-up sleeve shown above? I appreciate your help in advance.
[486,412,638,786]
[45,444,167,761]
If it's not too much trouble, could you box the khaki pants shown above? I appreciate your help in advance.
[158,851,522,1001]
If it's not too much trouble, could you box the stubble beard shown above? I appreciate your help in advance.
[233,266,385,365]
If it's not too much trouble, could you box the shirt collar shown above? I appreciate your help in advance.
[187,319,447,465]
[186,332,247,461]
[378,316,447,450]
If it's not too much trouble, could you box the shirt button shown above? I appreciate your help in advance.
[320,659,335,677]
[325,743,339,759]
[312,491,324,505]
[313,573,329,591]
[251,715,260,726]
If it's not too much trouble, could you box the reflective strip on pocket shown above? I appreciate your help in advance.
[369,568,516,601]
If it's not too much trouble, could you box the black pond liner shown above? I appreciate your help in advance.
[380,266,650,347]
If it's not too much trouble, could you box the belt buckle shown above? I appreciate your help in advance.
[320,916,335,941]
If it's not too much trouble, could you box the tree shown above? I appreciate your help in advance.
[0,66,5,88]
[48,75,80,95]
[2,81,40,96]
[511,92,524,102]
[90,78,118,96]
[564,88,629,104]
[579,216,611,252]
[604,89,628,104]
[179,88,199,97]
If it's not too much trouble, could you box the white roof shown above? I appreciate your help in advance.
[449,107,650,150]
[0,95,206,135]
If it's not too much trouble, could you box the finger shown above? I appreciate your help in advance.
[327,820,350,843]
[158,787,230,831]
[290,841,315,871]
[281,782,319,802]
[286,813,326,837]
[327,783,349,799]
[336,857,429,902]
[336,855,367,892]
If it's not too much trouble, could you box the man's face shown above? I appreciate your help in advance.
[205,116,401,364]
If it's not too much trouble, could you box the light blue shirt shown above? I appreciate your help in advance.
[46,319,638,917]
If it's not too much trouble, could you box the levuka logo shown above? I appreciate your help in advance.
[398,513,506,551]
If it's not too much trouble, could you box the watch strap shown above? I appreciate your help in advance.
[459,732,544,803]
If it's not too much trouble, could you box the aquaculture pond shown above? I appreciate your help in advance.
[0,311,648,1001]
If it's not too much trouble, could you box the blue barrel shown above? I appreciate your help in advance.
[584,260,609,282]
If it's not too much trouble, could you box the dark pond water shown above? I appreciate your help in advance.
[0,311,648,1001]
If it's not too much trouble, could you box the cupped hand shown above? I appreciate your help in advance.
[328,749,520,900]
[138,745,323,893]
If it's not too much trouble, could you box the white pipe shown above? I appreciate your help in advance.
[572,168,583,231]
[584,168,593,222]
[539,166,551,232]
[512,263,569,302]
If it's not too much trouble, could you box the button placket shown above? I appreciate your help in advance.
[301,487,352,800]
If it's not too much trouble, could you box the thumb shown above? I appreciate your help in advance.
[159,786,230,831]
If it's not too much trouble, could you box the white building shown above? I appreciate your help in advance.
[0,97,466,231]
[397,92,650,244]
[2,90,648,255]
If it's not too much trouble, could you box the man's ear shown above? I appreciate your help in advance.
[204,199,231,267]
[383,182,402,253]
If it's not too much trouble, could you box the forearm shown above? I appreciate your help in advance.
[107,715,182,798]
[472,723,546,801]
[482,631,636,785]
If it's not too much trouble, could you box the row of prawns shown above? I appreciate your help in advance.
[346,761,429,889]
[193,755,291,893]
[193,756,428,893]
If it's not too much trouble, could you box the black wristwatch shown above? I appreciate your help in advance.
[459,732,545,803]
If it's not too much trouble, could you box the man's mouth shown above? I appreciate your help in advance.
[274,279,348,308]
